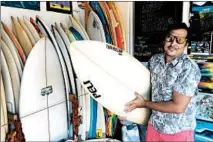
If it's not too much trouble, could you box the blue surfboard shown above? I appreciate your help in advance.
[69,27,84,40]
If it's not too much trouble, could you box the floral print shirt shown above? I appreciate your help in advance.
[148,53,201,134]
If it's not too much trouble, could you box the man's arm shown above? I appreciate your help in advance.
[125,91,191,114]
[144,91,192,113]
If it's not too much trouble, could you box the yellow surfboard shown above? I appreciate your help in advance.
[11,16,33,57]
[99,2,118,47]
[107,2,126,51]
[2,22,26,63]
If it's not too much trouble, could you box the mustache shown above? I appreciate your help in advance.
[168,45,179,50]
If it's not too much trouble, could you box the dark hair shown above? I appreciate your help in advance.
[166,23,190,43]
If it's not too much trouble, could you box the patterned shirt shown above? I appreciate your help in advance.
[147,53,201,134]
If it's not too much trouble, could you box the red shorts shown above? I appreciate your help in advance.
[146,122,194,142]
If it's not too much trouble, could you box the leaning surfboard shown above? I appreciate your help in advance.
[1,39,20,113]
[11,16,33,57]
[1,21,26,63]
[1,51,16,114]
[19,37,68,141]
[69,41,151,124]
[1,77,8,142]
[87,11,106,42]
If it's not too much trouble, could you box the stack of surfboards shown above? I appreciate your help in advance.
[1,14,101,141]
[1,17,43,113]
[19,14,94,141]
[1,77,8,142]
[69,14,108,140]
[85,2,126,51]
[1,4,127,140]
[84,2,127,138]
[1,16,41,141]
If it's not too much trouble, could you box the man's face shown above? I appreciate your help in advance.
[163,29,188,58]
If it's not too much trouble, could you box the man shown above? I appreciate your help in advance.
[124,23,201,141]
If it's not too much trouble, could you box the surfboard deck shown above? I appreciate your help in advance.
[20,37,68,141]
[35,15,71,98]
[69,41,151,125]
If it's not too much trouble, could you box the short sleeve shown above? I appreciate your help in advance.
[147,55,156,70]
[173,62,201,97]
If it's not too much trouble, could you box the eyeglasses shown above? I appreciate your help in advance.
[165,34,187,44]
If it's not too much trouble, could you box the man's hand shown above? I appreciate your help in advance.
[124,92,146,112]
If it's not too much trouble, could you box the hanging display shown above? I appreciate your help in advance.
[1,1,40,11]
[46,1,72,14]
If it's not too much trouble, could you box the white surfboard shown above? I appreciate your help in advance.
[1,77,8,142]
[36,17,72,140]
[1,39,20,113]
[52,25,75,138]
[87,11,106,42]
[69,15,89,40]
[55,22,71,50]
[54,23,77,94]
[52,25,77,95]
[19,37,68,141]
[76,80,87,140]
[69,41,151,124]
[1,51,16,113]
[36,15,70,99]
[1,29,23,78]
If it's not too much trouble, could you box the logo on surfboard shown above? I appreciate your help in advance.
[106,44,123,55]
[41,86,53,96]
[83,80,101,98]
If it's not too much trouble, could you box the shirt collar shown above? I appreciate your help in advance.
[159,53,187,67]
